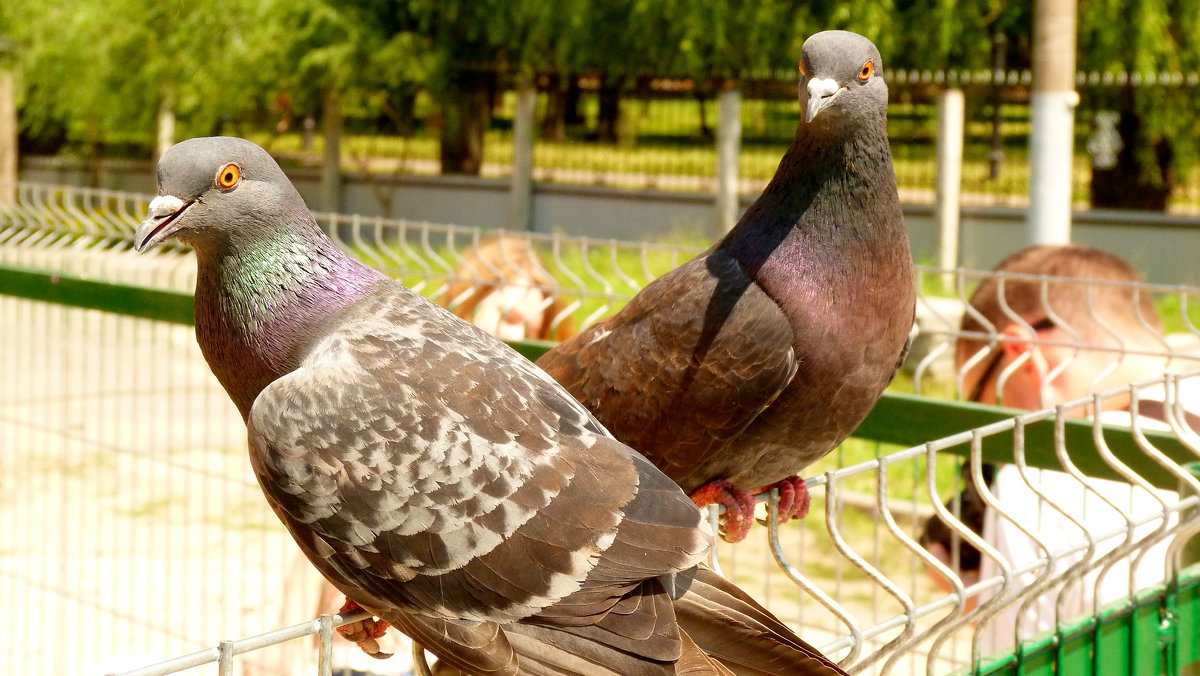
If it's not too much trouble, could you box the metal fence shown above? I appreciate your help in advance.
[252,67,1200,214]
[3,183,1200,675]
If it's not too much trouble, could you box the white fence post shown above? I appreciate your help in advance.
[509,77,536,230]
[1026,0,1078,244]
[936,88,965,280]
[155,93,175,162]
[0,39,16,207]
[716,84,742,233]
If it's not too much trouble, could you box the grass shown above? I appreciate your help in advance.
[244,89,1200,210]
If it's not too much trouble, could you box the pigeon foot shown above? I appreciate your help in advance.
[689,479,757,543]
[756,475,811,525]
[337,598,394,659]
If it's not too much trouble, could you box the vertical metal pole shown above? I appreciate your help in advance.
[155,93,175,162]
[0,41,16,207]
[1026,0,1078,245]
[218,640,236,676]
[936,89,965,283]
[321,86,343,213]
[509,76,536,230]
[317,615,334,676]
[716,84,742,233]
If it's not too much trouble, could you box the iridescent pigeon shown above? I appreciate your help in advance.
[538,30,915,542]
[134,135,847,675]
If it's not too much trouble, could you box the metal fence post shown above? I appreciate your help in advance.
[0,38,16,207]
[716,83,742,233]
[510,76,536,230]
[321,86,343,213]
[155,93,175,162]
[936,88,965,286]
[1026,0,1078,245]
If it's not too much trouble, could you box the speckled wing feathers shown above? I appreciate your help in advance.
[248,284,714,670]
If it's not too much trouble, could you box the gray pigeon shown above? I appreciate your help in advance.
[134,136,848,676]
[537,31,914,542]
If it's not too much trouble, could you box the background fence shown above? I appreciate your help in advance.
[238,67,1200,217]
[4,183,1200,675]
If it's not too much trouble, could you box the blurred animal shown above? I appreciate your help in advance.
[440,234,574,342]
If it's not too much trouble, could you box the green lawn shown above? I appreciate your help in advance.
[247,90,1200,209]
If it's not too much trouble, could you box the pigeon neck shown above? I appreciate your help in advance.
[193,220,387,419]
[719,116,900,277]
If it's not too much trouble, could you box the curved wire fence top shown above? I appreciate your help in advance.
[101,369,1200,676]
[3,180,1200,397]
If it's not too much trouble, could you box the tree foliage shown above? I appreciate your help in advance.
[4,0,1199,204]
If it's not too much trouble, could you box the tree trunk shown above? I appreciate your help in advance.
[542,73,567,143]
[564,76,583,126]
[1089,102,1173,211]
[398,89,416,138]
[440,68,493,175]
[595,74,624,143]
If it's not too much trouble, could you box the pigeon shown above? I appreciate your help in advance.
[134,136,848,676]
[536,30,915,542]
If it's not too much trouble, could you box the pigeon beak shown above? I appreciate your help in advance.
[805,77,843,123]
[135,195,193,253]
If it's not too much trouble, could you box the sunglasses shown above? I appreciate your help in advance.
[966,318,1057,403]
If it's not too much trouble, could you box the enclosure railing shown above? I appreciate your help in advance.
[3,183,1200,675]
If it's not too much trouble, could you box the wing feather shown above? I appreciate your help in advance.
[537,250,797,491]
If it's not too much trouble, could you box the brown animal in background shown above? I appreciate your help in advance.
[440,234,575,342]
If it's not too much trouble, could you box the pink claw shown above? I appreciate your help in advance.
[756,475,811,524]
[337,598,394,659]
[690,479,758,543]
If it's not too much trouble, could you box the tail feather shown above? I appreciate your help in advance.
[674,566,849,676]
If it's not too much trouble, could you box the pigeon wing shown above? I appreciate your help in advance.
[247,286,711,670]
[538,249,798,490]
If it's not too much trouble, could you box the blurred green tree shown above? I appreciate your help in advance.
[9,0,268,160]
[1077,0,1200,209]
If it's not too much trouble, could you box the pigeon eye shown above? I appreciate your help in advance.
[798,60,807,76]
[217,164,241,189]
[857,61,875,82]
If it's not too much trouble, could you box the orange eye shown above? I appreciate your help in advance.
[857,61,875,82]
[217,163,241,189]
[798,60,807,76]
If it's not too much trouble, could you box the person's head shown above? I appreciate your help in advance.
[440,234,575,342]
[957,245,1164,411]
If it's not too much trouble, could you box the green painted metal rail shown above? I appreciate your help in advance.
[971,564,1200,676]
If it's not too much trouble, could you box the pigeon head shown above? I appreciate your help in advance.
[798,30,886,127]
[135,136,308,253]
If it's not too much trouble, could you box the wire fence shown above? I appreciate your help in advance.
[3,183,1200,675]
[244,67,1200,214]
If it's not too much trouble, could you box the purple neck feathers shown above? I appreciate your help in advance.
[192,222,388,420]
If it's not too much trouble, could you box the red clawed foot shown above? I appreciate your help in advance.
[690,479,757,543]
[755,475,810,525]
[337,598,394,659]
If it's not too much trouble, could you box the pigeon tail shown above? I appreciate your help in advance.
[674,567,849,676]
